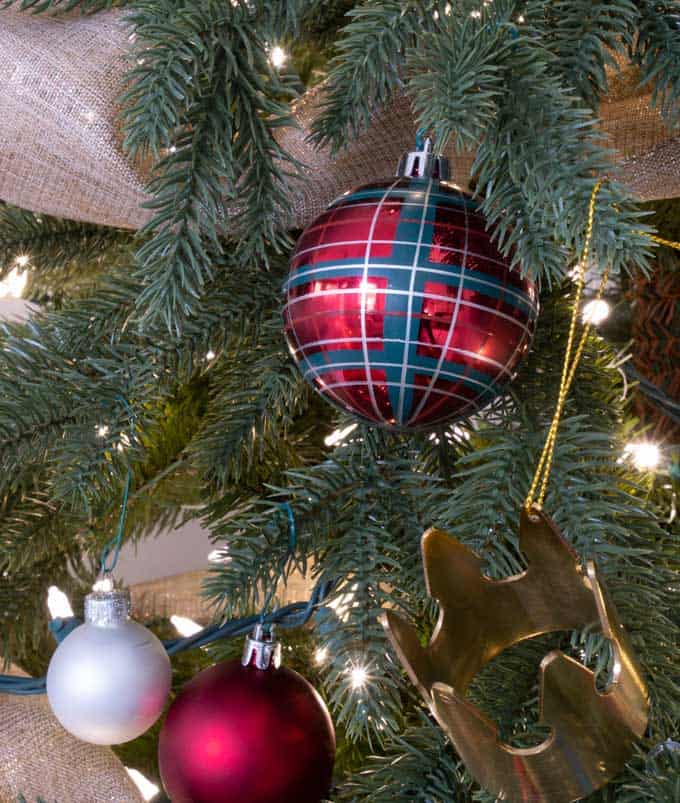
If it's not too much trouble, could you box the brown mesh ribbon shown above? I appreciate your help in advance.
[0,9,679,230]
[0,665,143,802]
[629,263,680,441]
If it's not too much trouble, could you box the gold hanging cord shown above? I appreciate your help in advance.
[525,181,680,512]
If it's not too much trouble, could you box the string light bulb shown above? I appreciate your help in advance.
[207,548,230,564]
[171,614,203,637]
[269,45,287,69]
[126,768,160,801]
[624,441,662,471]
[314,647,329,665]
[582,299,610,325]
[325,423,358,447]
[0,267,28,298]
[349,664,369,690]
[15,255,30,268]
[47,586,74,619]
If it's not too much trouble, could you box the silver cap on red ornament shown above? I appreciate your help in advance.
[242,623,283,670]
[396,133,451,180]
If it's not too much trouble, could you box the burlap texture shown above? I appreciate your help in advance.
[0,665,143,802]
[0,9,679,231]
[0,7,147,229]
[130,568,316,624]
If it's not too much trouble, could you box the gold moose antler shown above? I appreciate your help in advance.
[381,507,649,803]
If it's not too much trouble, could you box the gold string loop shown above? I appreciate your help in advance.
[525,182,680,512]
[525,181,608,512]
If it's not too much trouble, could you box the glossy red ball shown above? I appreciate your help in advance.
[158,660,335,803]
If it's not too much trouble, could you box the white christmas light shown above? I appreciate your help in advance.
[0,267,28,298]
[47,586,74,620]
[15,254,30,268]
[451,424,471,441]
[349,665,369,690]
[582,299,610,325]
[314,647,329,665]
[126,768,160,801]
[208,548,230,564]
[96,424,110,438]
[328,584,358,622]
[171,614,203,637]
[325,423,358,447]
[92,576,114,593]
[624,441,662,471]
[206,349,216,360]
[269,46,287,69]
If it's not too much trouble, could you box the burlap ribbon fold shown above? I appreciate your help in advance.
[0,10,678,228]
[0,666,143,802]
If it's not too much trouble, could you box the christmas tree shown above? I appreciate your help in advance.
[0,1,678,800]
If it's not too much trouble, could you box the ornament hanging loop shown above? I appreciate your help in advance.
[97,395,137,579]
[242,623,282,670]
[525,181,610,512]
[98,468,132,578]
[258,502,298,624]
[397,130,450,180]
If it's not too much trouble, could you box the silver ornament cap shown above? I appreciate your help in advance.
[84,586,130,627]
[242,623,282,670]
[396,136,450,180]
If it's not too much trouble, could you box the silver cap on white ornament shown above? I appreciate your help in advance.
[84,582,130,627]
[242,623,282,670]
[396,134,450,180]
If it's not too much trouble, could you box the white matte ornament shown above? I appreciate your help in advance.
[46,587,171,745]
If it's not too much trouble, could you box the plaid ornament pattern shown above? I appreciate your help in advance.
[283,178,538,429]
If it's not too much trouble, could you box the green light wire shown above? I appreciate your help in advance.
[98,468,132,576]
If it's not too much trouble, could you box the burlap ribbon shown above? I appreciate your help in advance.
[0,665,143,802]
[0,9,679,226]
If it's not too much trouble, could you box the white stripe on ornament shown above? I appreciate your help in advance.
[360,178,402,423]
[305,359,497,394]
[286,259,537,313]
[284,288,534,340]
[397,178,434,422]
[408,184,470,425]
[291,337,513,376]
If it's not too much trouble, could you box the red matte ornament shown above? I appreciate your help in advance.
[158,638,335,803]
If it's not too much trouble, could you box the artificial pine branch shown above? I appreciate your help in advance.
[634,0,680,129]
[0,204,135,303]
[310,0,440,151]
[122,0,300,332]
[529,0,638,108]
[0,4,677,798]
[407,8,510,153]
[337,713,469,802]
